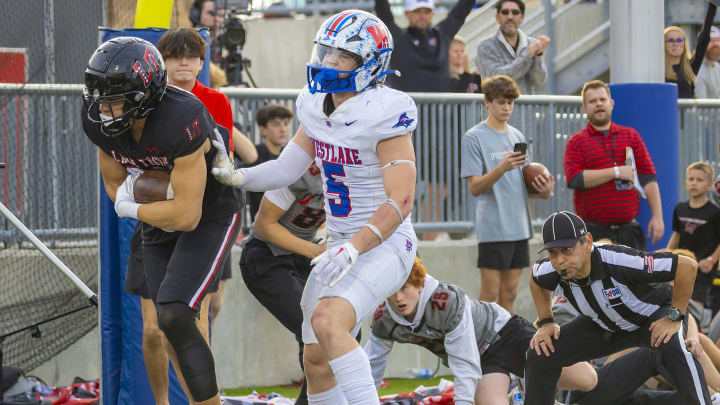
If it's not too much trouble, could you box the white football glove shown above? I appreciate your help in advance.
[210,127,246,188]
[115,173,140,219]
[311,242,359,287]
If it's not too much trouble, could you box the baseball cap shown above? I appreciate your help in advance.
[405,0,435,12]
[539,211,588,252]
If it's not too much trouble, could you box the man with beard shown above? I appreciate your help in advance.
[696,26,720,99]
[475,0,549,95]
[563,80,663,250]
[374,0,475,92]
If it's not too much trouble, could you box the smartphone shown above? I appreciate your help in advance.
[513,142,528,155]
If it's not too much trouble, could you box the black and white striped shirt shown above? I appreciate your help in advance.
[533,244,678,332]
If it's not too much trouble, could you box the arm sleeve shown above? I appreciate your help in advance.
[692,3,718,74]
[564,134,586,186]
[372,93,418,150]
[638,173,658,187]
[696,72,710,98]
[529,49,549,91]
[444,299,482,405]
[217,94,234,152]
[567,172,584,189]
[672,205,681,233]
[374,0,401,35]
[240,141,314,191]
[532,259,561,291]
[460,135,485,178]
[175,105,214,158]
[608,249,678,285]
[475,40,533,80]
[263,187,295,211]
[630,130,656,176]
[363,332,394,389]
[437,0,476,39]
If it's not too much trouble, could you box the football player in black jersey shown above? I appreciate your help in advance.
[82,37,241,405]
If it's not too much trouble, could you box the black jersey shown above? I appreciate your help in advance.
[82,85,241,242]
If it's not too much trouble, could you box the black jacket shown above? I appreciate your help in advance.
[375,0,475,92]
[666,3,717,98]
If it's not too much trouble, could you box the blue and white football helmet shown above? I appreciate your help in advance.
[307,10,394,94]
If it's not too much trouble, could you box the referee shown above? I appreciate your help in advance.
[524,211,711,405]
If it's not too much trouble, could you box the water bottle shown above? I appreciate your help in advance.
[512,391,523,405]
[405,367,432,379]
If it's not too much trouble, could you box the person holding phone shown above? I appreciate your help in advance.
[461,75,554,313]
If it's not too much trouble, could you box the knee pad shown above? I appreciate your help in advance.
[157,302,218,401]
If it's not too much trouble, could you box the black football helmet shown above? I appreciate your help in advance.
[83,37,167,137]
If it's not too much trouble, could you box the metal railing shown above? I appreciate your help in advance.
[1,84,719,239]
[0,84,97,247]
[225,88,720,233]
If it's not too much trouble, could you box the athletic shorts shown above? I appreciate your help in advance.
[477,239,530,270]
[480,315,535,377]
[300,223,417,345]
[142,213,240,311]
[124,222,150,299]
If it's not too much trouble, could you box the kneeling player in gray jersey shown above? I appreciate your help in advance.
[364,257,598,405]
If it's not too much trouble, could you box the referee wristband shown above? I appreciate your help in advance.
[613,166,620,179]
[537,317,555,327]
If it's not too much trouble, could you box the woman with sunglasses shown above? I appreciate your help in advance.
[664,2,717,98]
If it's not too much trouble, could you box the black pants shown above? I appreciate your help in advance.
[524,312,711,405]
[568,347,679,405]
[585,221,646,251]
[240,238,313,404]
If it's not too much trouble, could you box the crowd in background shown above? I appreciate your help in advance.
[105,0,720,403]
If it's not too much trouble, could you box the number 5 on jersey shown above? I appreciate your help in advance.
[322,161,351,217]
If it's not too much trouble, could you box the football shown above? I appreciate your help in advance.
[523,162,550,193]
[133,171,174,204]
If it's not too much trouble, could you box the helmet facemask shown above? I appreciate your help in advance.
[307,44,363,94]
[83,84,148,137]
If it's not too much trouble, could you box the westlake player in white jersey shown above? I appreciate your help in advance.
[211,10,417,405]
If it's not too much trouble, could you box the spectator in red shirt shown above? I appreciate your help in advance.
[563,80,664,250]
[158,28,234,151]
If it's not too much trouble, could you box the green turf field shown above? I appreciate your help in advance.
[224,376,453,398]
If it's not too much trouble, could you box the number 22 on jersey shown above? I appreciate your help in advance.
[322,161,351,217]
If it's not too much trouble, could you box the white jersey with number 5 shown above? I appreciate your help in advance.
[296,84,417,236]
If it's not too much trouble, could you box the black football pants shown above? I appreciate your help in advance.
[524,312,711,405]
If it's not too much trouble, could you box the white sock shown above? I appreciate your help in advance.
[307,383,348,405]
[328,346,379,405]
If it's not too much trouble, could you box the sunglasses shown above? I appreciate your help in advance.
[500,9,522,15]
[666,38,684,44]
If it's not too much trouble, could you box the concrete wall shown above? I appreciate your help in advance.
[31,236,545,389]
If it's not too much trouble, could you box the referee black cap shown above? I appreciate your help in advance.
[540,211,587,252]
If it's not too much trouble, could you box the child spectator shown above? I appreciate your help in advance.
[449,36,482,93]
[244,104,294,222]
[666,161,720,310]
[460,75,554,312]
